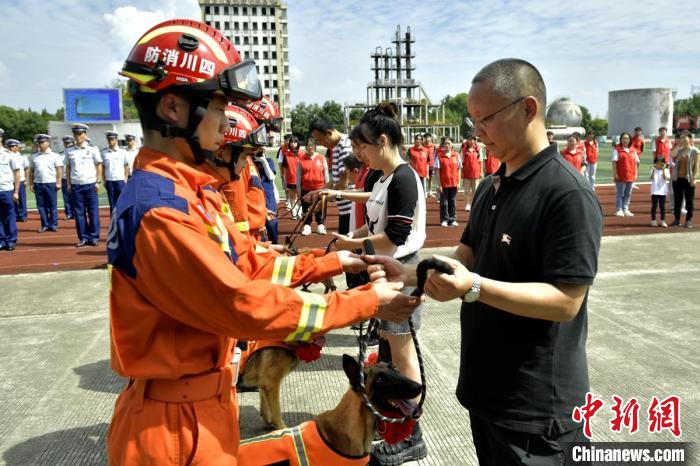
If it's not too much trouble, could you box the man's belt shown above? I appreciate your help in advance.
[132,366,235,406]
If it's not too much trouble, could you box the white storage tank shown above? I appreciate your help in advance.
[608,88,673,138]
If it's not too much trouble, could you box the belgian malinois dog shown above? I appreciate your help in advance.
[238,354,422,465]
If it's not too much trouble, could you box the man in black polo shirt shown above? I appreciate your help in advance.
[366,58,603,464]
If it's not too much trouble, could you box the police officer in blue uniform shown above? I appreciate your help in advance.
[0,129,21,251]
[6,139,29,222]
[65,123,103,247]
[101,131,129,214]
[60,135,75,219]
[29,134,63,232]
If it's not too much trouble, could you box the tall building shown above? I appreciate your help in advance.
[199,0,290,135]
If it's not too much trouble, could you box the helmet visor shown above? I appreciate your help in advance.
[219,60,262,101]
[248,124,269,147]
[267,116,284,132]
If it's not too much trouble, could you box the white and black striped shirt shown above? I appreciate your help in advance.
[331,134,353,216]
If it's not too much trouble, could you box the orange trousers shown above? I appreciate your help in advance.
[108,375,240,465]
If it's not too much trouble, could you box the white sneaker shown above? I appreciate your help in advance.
[464,204,471,212]
[651,220,657,227]
[681,208,688,215]
[615,209,624,217]
[624,210,635,217]
[317,224,327,234]
[441,221,448,227]
[660,221,668,228]
[301,224,311,236]
[449,221,459,227]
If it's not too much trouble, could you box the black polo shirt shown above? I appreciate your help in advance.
[457,143,603,435]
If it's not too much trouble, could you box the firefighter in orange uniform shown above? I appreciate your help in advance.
[108,19,420,465]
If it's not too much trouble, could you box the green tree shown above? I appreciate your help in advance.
[109,79,139,120]
[440,93,469,136]
[589,118,608,136]
[290,100,345,140]
[0,105,48,144]
[674,94,700,130]
[580,105,592,133]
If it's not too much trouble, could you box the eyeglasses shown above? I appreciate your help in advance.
[465,97,525,129]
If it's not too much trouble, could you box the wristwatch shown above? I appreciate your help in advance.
[462,273,481,303]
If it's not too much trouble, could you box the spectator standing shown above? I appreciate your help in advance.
[653,127,672,165]
[560,135,586,175]
[670,130,699,228]
[408,134,429,195]
[60,135,75,220]
[583,131,599,188]
[29,134,63,232]
[483,147,500,175]
[546,130,556,146]
[279,136,301,218]
[124,134,139,175]
[631,126,645,157]
[253,149,281,244]
[460,136,482,211]
[310,117,354,234]
[423,132,437,197]
[612,132,640,217]
[296,138,329,235]
[435,137,462,227]
[101,131,130,214]
[649,156,670,227]
[7,140,29,222]
[64,123,103,247]
[0,137,20,251]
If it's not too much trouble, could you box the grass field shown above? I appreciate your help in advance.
[23,145,657,210]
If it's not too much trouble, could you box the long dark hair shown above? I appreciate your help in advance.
[287,135,300,155]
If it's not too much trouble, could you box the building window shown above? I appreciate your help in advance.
[271,23,276,31]
[271,7,275,15]
[205,6,210,14]
[262,22,267,31]
[244,51,250,59]
[214,6,219,14]
[253,23,258,31]
[263,51,269,59]
[253,51,259,59]
[253,37,258,45]
[264,66,269,73]
[214,21,220,29]
[224,22,230,30]
[253,7,258,15]
[272,51,277,59]
[273,66,278,74]
[264,80,270,88]
[262,7,267,15]
[243,22,248,30]
[205,20,211,26]
[273,80,278,88]
[242,6,247,15]
[244,37,249,45]
[234,6,238,15]
[234,36,240,45]
[234,22,239,29]
[262,36,268,45]
[271,37,276,45]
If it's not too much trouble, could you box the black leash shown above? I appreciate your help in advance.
[355,241,453,422]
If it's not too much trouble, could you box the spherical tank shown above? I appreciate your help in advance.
[608,88,674,137]
[546,97,583,127]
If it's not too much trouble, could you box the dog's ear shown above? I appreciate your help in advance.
[342,354,362,390]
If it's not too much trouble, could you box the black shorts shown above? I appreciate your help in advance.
[428,167,435,177]
[286,184,297,190]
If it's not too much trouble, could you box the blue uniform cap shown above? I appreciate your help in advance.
[62,135,75,143]
[35,134,51,142]
[71,123,89,133]
[124,133,136,140]
[105,131,118,139]
[5,139,20,147]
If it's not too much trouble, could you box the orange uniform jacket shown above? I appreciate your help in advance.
[107,148,378,465]
[614,144,638,182]
[238,421,369,466]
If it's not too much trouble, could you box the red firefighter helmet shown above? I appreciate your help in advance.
[120,19,261,101]
[245,95,283,132]
[224,104,268,147]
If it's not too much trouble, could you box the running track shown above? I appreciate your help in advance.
[1,184,697,275]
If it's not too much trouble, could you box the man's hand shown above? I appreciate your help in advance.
[29,184,35,193]
[55,183,61,191]
[12,192,19,202]
[365,255,407,284]
[266,209,277,220]
[95,183,100,193]
[423,255,473,302]
[374,281,423,323]
[336,250,367,273]
[269,244,286,253]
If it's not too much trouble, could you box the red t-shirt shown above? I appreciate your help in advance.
[436,148,460,188]
[654,137,671,164]
[631,135,644,155]
[484,150,500,175]
[281,147,300,185]
[560,148,584,171]
[423,143,436,167]
[584,140,598,164]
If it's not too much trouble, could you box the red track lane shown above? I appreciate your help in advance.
[1,184,697,275]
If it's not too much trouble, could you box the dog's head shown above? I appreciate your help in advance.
[342,354,422,418]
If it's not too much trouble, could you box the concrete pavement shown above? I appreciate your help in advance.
[0,233,698,465]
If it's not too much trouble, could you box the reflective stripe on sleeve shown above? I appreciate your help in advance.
[285,290,327,342]
[271,256,296,286]
[236,220,250,232]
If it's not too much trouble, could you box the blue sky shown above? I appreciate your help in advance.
[1,0,698,118]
